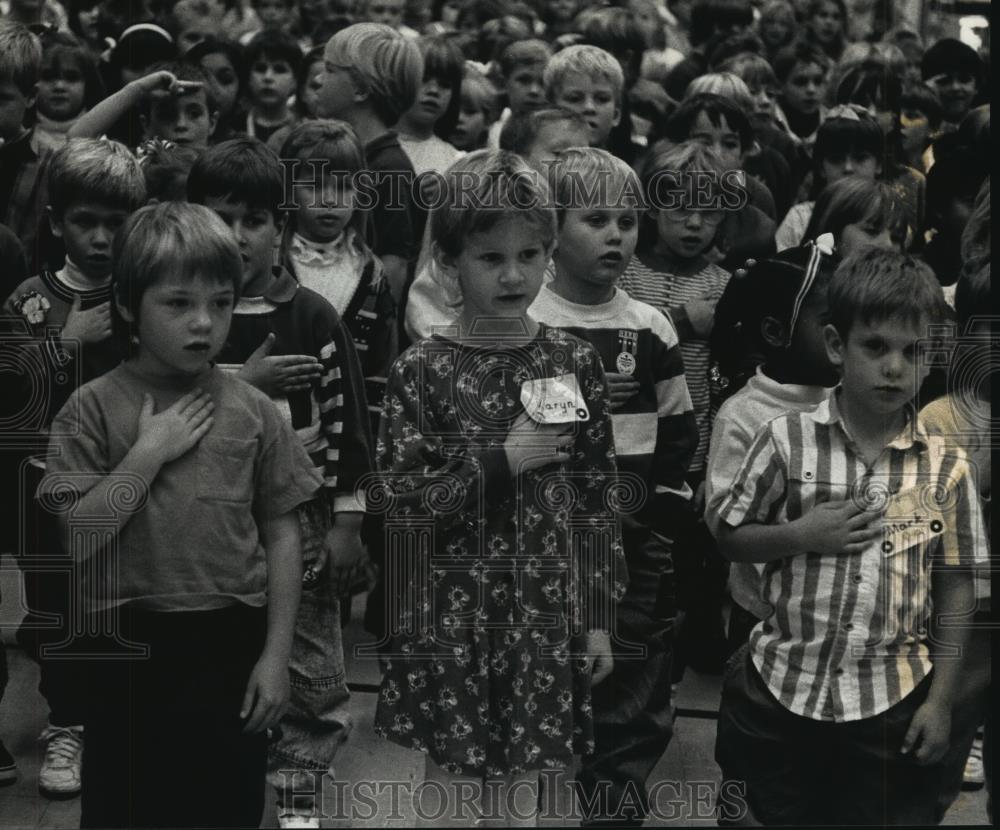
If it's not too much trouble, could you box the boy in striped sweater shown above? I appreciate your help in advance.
[714,248,989,825]
[529,148,697,826]
[188,137,373,828]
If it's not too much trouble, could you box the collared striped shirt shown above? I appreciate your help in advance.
[718,388,989,722]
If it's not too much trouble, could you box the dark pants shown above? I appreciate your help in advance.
[672,472,728,678]
[14,463,88,726]
[80,604,268,829]
[576,529,675,826]
[716,646,972,826]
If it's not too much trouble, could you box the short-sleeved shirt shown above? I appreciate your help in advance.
[40,364,323,613]
[717,387,989,722]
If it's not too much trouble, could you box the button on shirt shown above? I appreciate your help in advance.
[718,388,989,722]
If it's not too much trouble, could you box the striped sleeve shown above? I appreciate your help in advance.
[716,421,788,528]
[649,307,697,499]
[934,448,990,569]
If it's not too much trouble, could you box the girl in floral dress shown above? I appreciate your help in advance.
[371,150,626,825]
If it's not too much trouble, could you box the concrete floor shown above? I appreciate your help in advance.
[0,589,990,828]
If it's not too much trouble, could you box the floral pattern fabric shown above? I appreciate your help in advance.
[372,326,627,776]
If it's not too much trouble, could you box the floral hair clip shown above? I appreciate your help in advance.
[13,290,52,326]
[136,137,177,165]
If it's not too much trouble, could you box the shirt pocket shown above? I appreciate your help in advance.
[197,437,257,503]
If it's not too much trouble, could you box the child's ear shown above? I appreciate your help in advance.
[432,241,457,276]
[208,108,220,138]
[611,104,621,130]
[47,206,63,239]
[760,315,787,348]
[823,323,845,367]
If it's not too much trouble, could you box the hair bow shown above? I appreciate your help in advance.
[823,103,876,124]
[785,235,833,346]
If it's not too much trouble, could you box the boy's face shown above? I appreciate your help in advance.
[121,272,234,379]
[299,60,325,118]
[654,205,722,260]
[824,315,931,418]
[315,49,361,120]
[0,79,33,143]
[366,0,405,28]
[249,57,297,111]
[177,22,218,55]
[256,0,289,28]
[548,0,578,22]
[820,148,879,185]
[203,195,280,294]
[506,65,546,116]
[782,61,826,117]
[49,201,129,283]
[143,89,218,149]
[550,73,620,148]
[689,111,743,169]
[899,108,931,157]
[438,216,552,325]
[761,16,792,48]
[555,205,638,296]
[926,71,977,123]
[525,120,590,170]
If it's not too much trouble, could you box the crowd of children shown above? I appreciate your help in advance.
[0,0,991,827]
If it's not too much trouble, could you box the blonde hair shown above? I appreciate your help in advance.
[0,20,41,97]
[543,44,624,105]
[430,150,557,259]
[323,23,423,126]
[49,139,147,217]
[685,72,755,111]
[550,146,643,218]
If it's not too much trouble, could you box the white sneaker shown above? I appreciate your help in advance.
[963,738,985,790]
[38,724,83,798]
[277,811,321,829]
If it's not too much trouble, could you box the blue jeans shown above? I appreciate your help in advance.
[267,501,353,811]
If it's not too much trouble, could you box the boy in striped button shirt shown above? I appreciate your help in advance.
[713,247,989,826]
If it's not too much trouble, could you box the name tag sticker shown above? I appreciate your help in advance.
[520,375,590,424]
[882,488,946,551]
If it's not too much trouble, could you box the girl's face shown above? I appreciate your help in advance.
[299,60,326,119]
[820,149,879,185]
[37,55,87,121]
[748,82,779,119]
[292,173,356,243]
[76,3,101,40]
[899,108,931,158]
[782,61,826,115]
[547,0,578,23]
[249,58,297,111]
[839,215,895,257]
[124,272,235,380]
[450,93,486,151]
[809,1,842,44]
[256,0,288,28]
[506,65,545,115]
[760,15,792,48]
[786,289,839,386]
[407,75,452,129]
[441,216,552,327]
[440,0,462,27]
[654,205,722,261]
[200,52,240,120]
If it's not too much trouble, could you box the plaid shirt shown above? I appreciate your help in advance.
[718,388,989,722]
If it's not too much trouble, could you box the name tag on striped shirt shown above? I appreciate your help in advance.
[882,488,946,551]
